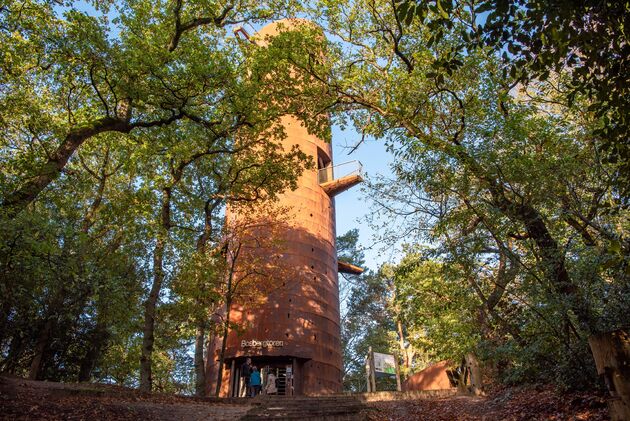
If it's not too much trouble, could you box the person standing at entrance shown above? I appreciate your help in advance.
[265,370,277,395]
[240,358,252,397]
[250,366,262,397]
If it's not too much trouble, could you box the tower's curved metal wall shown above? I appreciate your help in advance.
[221,20,342,395]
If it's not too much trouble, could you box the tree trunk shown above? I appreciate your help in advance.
[2,332,24,373]
[193,198,221,396]
[205,332,221,396]
[2,117,131,219]
[214,299,231,397]
[77,162,111,383]
[465,353,483,395]
[447,143,592,332]
[139,187,171,392]
[214,240,238,397]
[138,157,211,393]
[455,358,470,393]
[396,319,410,368]
[194,321,206,396]
[588,329,630,421]
[493,196,592,331]
[204,304,225,396]
[29,317,54,380]
[78,316,110,382]
[80,148,110,234]
[140,232,166,392]
[28,282,69,381]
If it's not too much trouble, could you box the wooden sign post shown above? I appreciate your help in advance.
[366,348,403,392]
[394,352,402,392]
[368,346,376,392]
[365,356,372,392]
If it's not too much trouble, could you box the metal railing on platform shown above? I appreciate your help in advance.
[318,160,363,184]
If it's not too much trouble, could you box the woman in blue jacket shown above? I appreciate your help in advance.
[250,366,262,397]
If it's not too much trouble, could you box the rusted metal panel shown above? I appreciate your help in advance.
[215,19,351,396]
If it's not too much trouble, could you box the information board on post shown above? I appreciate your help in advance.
[373,352,396,375]
[366,349,402,392]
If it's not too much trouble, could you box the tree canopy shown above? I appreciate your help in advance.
[306,0,628,389]
[0,0,324,393]
[1,0,627,395]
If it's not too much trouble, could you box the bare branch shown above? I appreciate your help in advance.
[168,2,235,52]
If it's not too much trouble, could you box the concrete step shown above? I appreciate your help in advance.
[239,390,458,420]
[241,395,368,420]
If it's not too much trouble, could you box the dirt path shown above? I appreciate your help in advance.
[0,375,610,420]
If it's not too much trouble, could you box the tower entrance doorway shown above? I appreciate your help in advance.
[228,356,306,397]
[262,365,289,396]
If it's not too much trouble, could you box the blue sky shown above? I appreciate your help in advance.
[331,125,396,272]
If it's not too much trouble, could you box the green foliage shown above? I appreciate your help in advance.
[0,0,323,392]
[394,254,481,363]
[1,0,626,395]
[0,199,145,381]
[393,0,630,197]
[337,230,401,392]
[310,0,629,390]
[341,268,399,392]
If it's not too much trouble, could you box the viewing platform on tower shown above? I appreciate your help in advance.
[318,160,364,197]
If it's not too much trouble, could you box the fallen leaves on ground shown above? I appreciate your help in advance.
[0,375,610,420]
[366,385,609,421]
[0,375,248,421]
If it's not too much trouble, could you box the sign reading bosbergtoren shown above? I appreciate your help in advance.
[241,339,284,348]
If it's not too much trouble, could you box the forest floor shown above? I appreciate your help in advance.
[366,385,610,421]
[0,374,610,420]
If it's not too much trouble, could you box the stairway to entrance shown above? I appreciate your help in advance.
[241,395,369,420]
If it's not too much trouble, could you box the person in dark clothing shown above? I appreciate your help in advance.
[240,358,252,397]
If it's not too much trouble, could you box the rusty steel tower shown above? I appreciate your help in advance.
[211,20,364,397]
